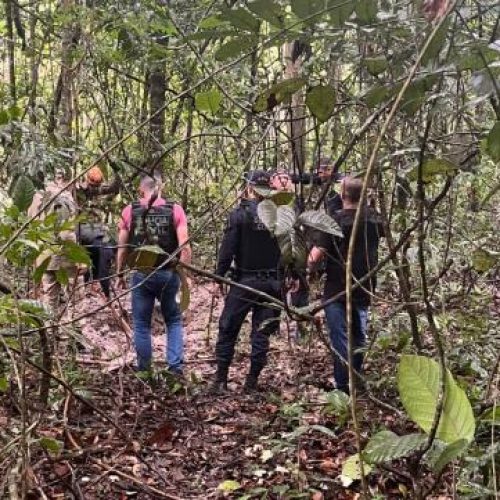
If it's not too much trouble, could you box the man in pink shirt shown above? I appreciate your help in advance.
[116,175,191,373]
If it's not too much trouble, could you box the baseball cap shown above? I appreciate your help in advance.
[243,170,271,187]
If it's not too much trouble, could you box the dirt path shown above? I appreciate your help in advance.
[1,281,452,499]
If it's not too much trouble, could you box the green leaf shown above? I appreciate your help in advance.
[310,424,337,438]
[291,0,323,21]
[325,389,350,415]
[275,205,296,236]
[127,245,166,271]
[0,376,8,393]
[400,74,438,115]
[305,84,336,123]
[340,453,373,487]
[11,175,36,212]
[277,230,308,269]
[0,109,10,125]
[328,0,355,27]
[363,85,391,108]
[247,0,284,28]
[486,121,500,162]
[408,158,458,183]
[39,437,62,453]
[355,0,377,24]
[198,16,225,30]
[297,210,343,236]
[480,407,500,424]
[363,431,427,465]
[455,43,499,71]
[220,7,260,32]
[398,355,476,444]
[428,439,469,473]
[422,19,450,67]
[194,89,222,115]
[177,268,190,312]
[214,35,257,62]
[270,191,295,206]
[253,77,307,113]
[8,105,21,120]
[55,268,69,286]
[33,257,52,284]
[471,248,497,273]
[62,241,91,266]
[217,480,241,492]
[365,56,388,76]
[257,199,278,233]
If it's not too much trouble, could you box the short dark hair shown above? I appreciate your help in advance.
[139,175,156,191]
[343,177,363,203]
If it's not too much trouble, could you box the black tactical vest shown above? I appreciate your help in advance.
[237,200,281,271]
[129,201,179,255]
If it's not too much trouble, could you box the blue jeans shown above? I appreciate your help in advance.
[131,270,183,372]
[324,302,368,393]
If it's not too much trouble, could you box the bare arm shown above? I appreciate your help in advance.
[176,223,192,265]
[308,246,325,267]
[116,228,130,275]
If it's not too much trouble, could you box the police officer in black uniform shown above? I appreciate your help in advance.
[210,170,283,394]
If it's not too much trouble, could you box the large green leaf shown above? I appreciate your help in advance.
[363,84,392,108]
[194,89,222,115]
[33,256,52,284]
[277,230,308,269]
[486,121,500,162]
[247,0,284,28]
[455,44,500,71]
[400,75,438,115]
[297,210,343,237]
[276,205,296,236]
[365,56,388,76]
[291,0,323,20]
[427,438,469,473]
[328,0,355,27]
[257,199,278,233]
[214,35,258,62]
[408,158,458,183]
[11,175,36,212]
[253,77,306,113]
[305,84,336,123]
[398,355,476,444]
[340,453,373,487]
[62,241,92,266]
[363,430,427,465]
[355,0,377,24]
[220,8,260,32]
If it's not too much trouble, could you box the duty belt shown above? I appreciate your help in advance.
[235,268,282,280]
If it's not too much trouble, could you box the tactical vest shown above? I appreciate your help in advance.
[237,201,281,271]
[129,201,179,256]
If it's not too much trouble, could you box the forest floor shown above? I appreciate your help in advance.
[0,278,470,499]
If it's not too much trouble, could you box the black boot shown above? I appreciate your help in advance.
[208,367,228,395]
[243,366,262,394]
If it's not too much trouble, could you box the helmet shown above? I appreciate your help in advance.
[86,166,104,186]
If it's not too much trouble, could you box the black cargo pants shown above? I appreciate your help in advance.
[216,276,282,374]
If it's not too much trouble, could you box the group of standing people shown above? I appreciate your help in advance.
[30,158,384,396]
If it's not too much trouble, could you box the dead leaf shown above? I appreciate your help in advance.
[147,421,175,446]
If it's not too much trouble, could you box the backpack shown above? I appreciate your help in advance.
[40,189,78,224]
[129,201,179,255]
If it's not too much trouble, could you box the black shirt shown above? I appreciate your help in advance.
[215,199,281,277]
[318,208,384,306]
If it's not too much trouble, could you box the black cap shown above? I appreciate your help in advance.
[243,170,271,187]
